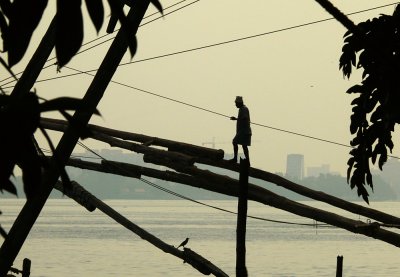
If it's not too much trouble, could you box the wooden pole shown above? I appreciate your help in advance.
[236,158,249,277]
[40,117,400,226]
[59,181,229,277]
[0,2,151,275]
[22,258,31,277]
[9,17,56,100]
[51,180,228,276]
[65,158,400,248]
[40,117,225,160]
[336,255,343,277]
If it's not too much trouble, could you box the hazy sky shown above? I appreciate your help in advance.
[3,0,400,176]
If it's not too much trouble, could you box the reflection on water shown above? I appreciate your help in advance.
[1,199,400,276]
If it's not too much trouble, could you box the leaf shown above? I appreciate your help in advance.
[0,12,8,50]
[1,179,17,196]
[40,97,100,113]
[107,0,137,57]
[370,106,383,123]
[18,137,41,199]
[150,0,163,15]
[85,0,104,32]
[0,57,17,81]
[378,146,387,170]
[346,157,354,183]
[361,191,369,204]
[56,0,83,67]
[106,0,123,33]
[366,171,373,187]
[0,0,11,18]
[7,0,48,66]
[127,35,137,58]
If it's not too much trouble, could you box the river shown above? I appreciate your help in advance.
[1,199,400,276]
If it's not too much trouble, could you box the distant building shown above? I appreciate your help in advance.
[286,154,304,180]
[307,164,330,177]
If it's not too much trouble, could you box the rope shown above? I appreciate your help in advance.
[74,140,331,227]
[55,66,400,160]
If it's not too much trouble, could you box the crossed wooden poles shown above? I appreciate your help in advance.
[41,117,400,250]
[2,1,400,276]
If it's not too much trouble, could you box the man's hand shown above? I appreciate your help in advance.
[230,116,237,120]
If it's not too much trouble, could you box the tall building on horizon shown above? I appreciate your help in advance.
[286,154,304,180]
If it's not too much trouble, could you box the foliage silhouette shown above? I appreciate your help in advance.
[339,5,400,203]
[0,0,162,199]
[0,93,100,198]
[0,0,162,67]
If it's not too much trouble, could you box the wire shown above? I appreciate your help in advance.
[59,65,397,157]
[35,2,400,80]
[74,140,332,227]
[116,2,400,66]
[6,2,400,158]
[0,0,199,86]
[72,0,200,60]
[40,147,102,160]
[1,2,397,87]
[18,62,397,160]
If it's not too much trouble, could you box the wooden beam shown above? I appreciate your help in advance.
[66,158,400,248]
[40,117,225,160]
[54,181,96,212]
[41,117,400,226]
[54,180,228,277]
[0,2,151,274]
[9,17,56,100]
[236,159,249,277]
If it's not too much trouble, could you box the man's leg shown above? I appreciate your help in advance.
[243,145,250,162]
[230,143,239,162]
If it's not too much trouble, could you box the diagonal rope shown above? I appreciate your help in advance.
[75,140,331,227]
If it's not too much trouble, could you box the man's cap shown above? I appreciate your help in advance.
[235,96,243,103]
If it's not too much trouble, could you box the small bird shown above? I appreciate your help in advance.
[177,238,189,249]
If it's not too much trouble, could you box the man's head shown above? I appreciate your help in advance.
[235,96,244,108]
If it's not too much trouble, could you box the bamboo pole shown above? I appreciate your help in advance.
[0,2,151,274]
[53,180,228,277]
[336,256,343,277]
[9,18,56,100]
[236,159,249,277]
[22,258,31,277]
[0,16,57,276]
[40,117,224,160]
[66,158,400,248]
[197,158,400,226]
[54,181,96,212]
[41,118,400,225]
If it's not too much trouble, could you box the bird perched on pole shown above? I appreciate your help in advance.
[177,238,189,249]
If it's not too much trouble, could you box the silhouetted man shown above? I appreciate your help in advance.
[230,96,251,163]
